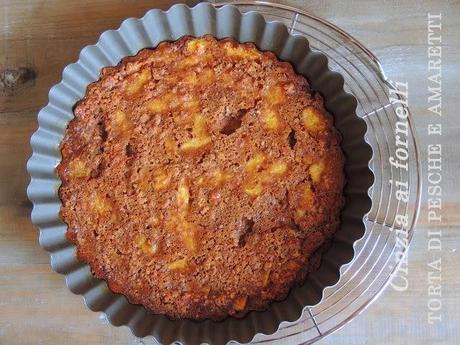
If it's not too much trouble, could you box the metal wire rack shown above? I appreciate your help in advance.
[209,1,422,344]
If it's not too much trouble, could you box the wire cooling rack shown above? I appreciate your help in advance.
[209,1,422,344]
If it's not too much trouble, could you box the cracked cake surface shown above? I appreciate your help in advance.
[57,35,345,320]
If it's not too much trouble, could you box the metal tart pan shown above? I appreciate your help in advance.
[27,3,375,344]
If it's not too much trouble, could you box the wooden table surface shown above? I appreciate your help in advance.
[1,1,458,344]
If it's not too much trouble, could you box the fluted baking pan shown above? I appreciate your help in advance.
[26,3,373,344]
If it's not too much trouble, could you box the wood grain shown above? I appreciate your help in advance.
[1,1,459,345]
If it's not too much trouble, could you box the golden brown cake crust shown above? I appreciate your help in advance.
[57,35,345,320]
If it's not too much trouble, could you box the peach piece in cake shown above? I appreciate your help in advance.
[302,106,326,131]
[126,68,151,95]
[262,109,280,131]
[153,168,171,191]
[91,192,111,214]
[309,160,326,183]
[180,115,212,153]
[168,258,187,270]
[68,158,90,178]
[266,84,285,105]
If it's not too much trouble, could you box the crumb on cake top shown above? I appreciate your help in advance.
[57,35,345,320]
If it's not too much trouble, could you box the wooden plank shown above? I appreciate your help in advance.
[0,0,197,113]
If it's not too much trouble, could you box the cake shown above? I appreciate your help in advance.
[57,35,345,320]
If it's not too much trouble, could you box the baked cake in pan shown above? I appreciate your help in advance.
[57,35,345,320]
